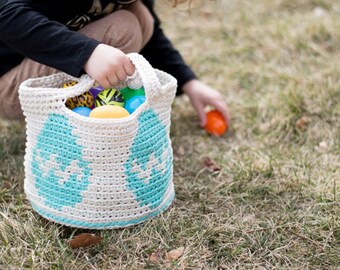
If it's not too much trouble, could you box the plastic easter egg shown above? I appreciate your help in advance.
[63,80,94,109]
[120,86,145,101]
[205,110,228,136]
[62,80,78,88]
[89,105,130,119]
[89,86,104,100]
[72,106,92,117]
[65,91,94,109]
[124,95,146,114]
[95,88,124,107]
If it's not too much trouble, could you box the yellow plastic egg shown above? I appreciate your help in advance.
[89,105,130,119]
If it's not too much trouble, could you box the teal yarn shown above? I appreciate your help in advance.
[31,191,174,229]
[29,110,174,228]
[32,114,91,210]
[20,54,177,229]
[124,109,172,209]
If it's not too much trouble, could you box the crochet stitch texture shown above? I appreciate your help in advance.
[19,53,177,229]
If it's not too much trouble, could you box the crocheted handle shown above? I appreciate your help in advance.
[19,53,164,110]
[58,53,160,101]
[18,72,94,106]
[126,53,161,99]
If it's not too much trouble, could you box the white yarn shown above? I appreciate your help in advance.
[18,53,177,229]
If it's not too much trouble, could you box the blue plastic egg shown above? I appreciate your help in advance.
[124,96,146,114]
[72,106,92,117]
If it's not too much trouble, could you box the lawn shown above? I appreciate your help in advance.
[0,0,339,269]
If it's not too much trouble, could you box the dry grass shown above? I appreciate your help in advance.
[0,0,339,269]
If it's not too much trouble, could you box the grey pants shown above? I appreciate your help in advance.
[0,0,154,120]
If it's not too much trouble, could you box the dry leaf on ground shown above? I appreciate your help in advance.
[202,156,221,172]
[69,233,103,249]
[165,247,185,261]
[149,247,185,262]
[295,116,311,130]
[149,248,166,262]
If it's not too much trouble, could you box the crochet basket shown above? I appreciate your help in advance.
[18,53,177,229]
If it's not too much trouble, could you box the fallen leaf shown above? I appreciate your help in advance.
[295,116,311,130]
[165,247,185,261]
[200,10,213,18]
[149,248,166,262]
[203,156,221,172]
[69,233,103,249]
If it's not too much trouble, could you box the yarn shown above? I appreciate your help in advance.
[18,53,177,229]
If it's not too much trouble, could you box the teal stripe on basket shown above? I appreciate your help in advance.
[31,191,175,229]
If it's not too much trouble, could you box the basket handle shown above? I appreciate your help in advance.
[58,53,161,100]
[19,53,161,104]
[63,53,161,100]
[126,53,161,99]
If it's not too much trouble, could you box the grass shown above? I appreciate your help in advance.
[0,0,339,269]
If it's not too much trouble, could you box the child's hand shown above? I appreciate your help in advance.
[84,44,135,88]
[182,79,230,128]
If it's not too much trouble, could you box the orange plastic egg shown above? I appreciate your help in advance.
[89,105,130,119]
[205,110,228,136]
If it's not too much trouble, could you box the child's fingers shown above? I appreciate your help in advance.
[96,75,111,89]
[214,100,230,126]
[124,60,135,76]
[194,102,207,128]
[200,113,207,128]
[115,68,128,82]
[190,98,206,127]
[107,74,119,87]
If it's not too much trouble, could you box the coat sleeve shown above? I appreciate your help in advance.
[140,0,197,95]
[0,0,100,77]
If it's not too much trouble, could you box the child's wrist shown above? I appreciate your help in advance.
[182,79,200,96]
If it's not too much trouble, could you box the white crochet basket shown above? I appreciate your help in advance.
[18,53,177,229]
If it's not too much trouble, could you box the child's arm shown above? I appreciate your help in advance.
[0,0,134,86]
[0,1,98,76]
[141,0,230,126]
